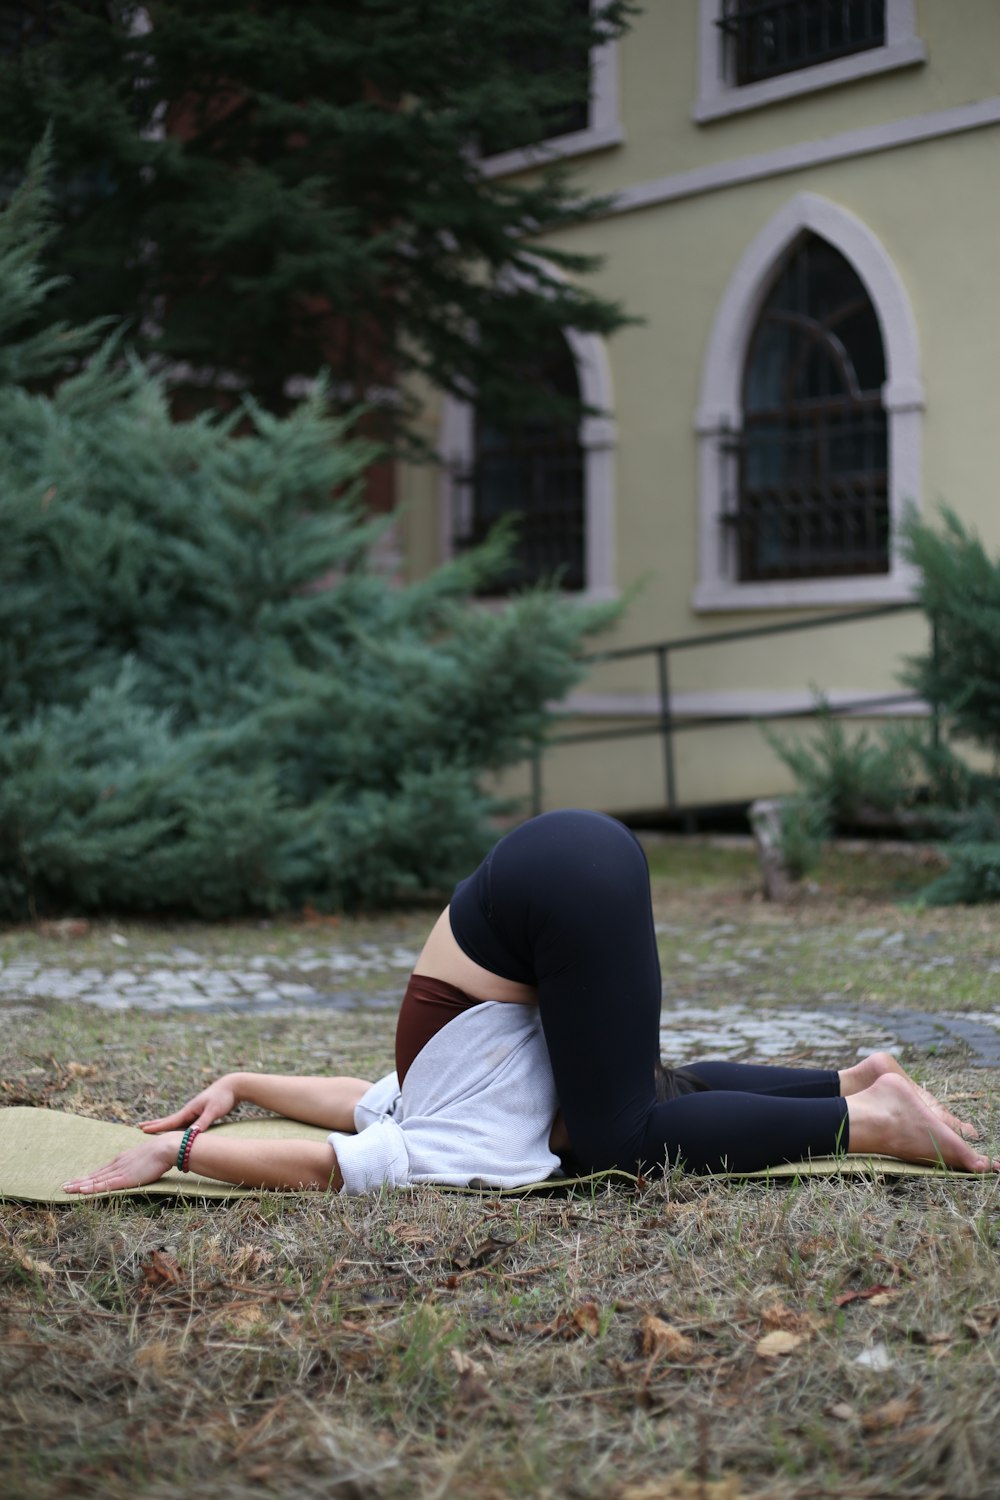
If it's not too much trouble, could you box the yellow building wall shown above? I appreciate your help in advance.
[397,3,1000,815]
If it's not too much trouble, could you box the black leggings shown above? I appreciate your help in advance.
[450,809,849,1175]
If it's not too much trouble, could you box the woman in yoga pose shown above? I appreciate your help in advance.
[64,810,996,1196]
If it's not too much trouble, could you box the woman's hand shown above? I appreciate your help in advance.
[141,1076,241,1135]
[63,1134,181,1195]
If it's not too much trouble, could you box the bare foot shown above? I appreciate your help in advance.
[846,1074,999,1172]
[839,1051,979,1140]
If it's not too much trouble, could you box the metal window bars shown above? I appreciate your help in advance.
[716,0,886,86]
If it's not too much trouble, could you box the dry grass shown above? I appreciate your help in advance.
[2,841,1000,1500]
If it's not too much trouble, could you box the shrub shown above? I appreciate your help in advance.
[0,147,617,919]
[760,704,975,829]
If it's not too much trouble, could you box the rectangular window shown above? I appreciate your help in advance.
[718,0,886,87]
[452,439,586,594]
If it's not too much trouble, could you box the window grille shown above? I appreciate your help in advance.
[452,339,585,593]
[726,234,889,582]
[717,0,886,86]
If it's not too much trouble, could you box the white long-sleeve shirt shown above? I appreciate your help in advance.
[329,1000,560,1194]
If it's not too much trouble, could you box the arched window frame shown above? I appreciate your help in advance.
[439,325,618,602]
[695,192,924,612]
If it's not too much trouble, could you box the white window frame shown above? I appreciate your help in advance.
[479,3,623,178]
[439,326,618,603]
[694,191,924,613]
[695,0,925,124]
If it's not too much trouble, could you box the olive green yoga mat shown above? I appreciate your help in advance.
[0,1108,969,1203]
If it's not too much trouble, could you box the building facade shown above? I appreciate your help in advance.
[397,1,1000,816]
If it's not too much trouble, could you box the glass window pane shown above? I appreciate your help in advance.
[457,337,586,593]
[736,234,889,581]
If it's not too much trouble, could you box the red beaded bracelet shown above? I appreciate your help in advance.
[180,1125,201,1173]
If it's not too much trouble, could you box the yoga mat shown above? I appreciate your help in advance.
[0,1107,970,1205]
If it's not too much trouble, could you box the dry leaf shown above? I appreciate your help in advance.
[638,1314,696,1362]
[391,1223,433,1246]
[135,1340,175,1374]
[449,1349,486,1377]
[827,1402,857,1421]
[834,1283,894,1307]
[963,1305,1000,1340]
[534,1301,603,1340]
[228,1245,274,1277]
[141,1249,182,1288]
[213,1302,268,1334]
[572,1302,602,1338]
[862,1395,918,1432]
[449,1348,490,1405]
[483,1325,516,1346]
[448,1234,515,1271]
[65,1061,98,1079]
[761,1302,820,1334]
[797,1234,833,1257]
[755,1329,803,1358]
[16,1252,56,1281]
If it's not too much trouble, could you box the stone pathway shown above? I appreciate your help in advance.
[659,1000,1000,1069]
[2,945,999,1067]
[0,943,416,1013]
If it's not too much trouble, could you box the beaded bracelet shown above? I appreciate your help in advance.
[181,1126,201,1173]
[176,1125,202,1173]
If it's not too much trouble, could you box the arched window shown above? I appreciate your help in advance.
[696,192,923,612]
[734,234,888,581]
[451,336,586,592]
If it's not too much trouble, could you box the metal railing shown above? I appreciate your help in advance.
[530,600,934,817]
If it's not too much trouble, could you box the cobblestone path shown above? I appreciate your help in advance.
[3,939,999,1068]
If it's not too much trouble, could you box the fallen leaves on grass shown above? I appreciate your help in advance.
[862,1394,919,1432]
[827,1401,857,1421]
[208,1301,271,1334]
[449,1348,490,1406]
[133,1340,176,1375]
[755,1329,804,1358]
[227,1245,274,1278]
[447,1233,517,1272]
[11,1249,56,1282]
[390,1222,434,1247]
[754,1300,819,1358]
[760,1300,821,1334]
[140,1249,182,1290]
[834,1283,897,1307]
[531,1301,603,1340]
[637,1314,696,1363]
[962,1304,1000,1339]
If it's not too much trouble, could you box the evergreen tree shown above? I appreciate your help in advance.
[0,1,634,433]
[0,148,617,920]
[903,509,1000,761]
[896,509,1000,903]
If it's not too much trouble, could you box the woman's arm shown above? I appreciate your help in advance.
[142,1073,373,1134]
[63,1130,344,1196]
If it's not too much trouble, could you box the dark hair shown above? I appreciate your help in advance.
[653,1058,710,1103]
